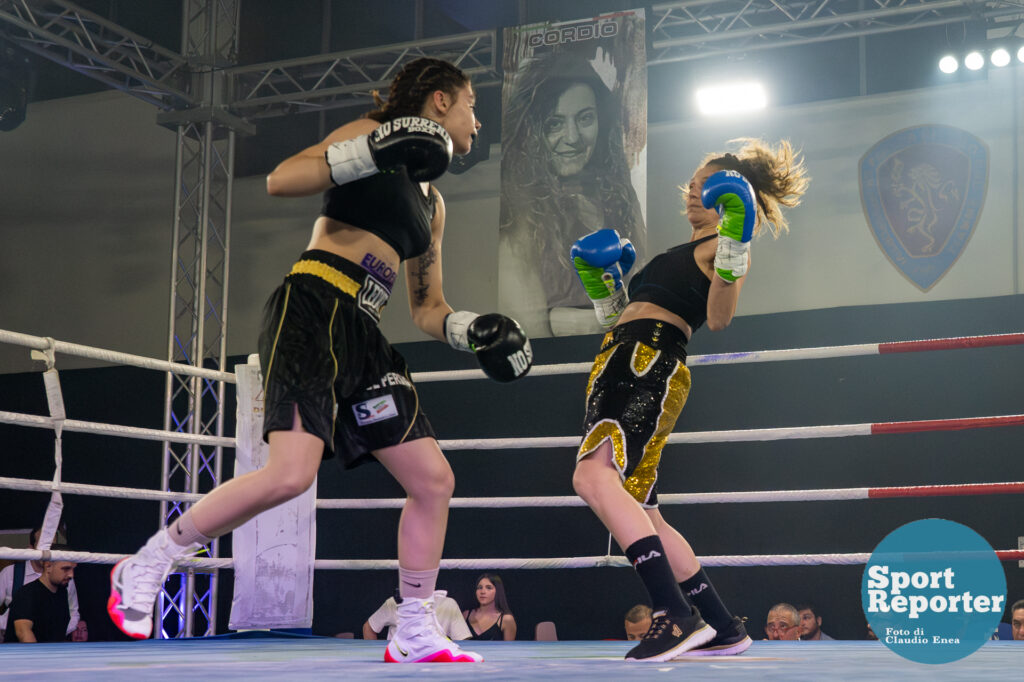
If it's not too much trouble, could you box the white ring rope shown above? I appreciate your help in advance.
[2,407,1018,459]
[3,475,1021,508]
[0,410,235,448]
[437,414,1024,450]
[3,549,1022,570]
[0,476,204,503]
[3,329,1020,383]
[411,332,1024,381]
[0,329,234,383]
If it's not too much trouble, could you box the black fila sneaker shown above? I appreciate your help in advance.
[625,610,716,662]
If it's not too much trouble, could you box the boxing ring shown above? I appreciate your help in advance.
[1,327,1022,678]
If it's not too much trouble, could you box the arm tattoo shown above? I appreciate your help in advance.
[413,244,437,305]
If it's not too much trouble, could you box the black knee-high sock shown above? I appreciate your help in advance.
[679,567,732,631]
[625,535,691,618]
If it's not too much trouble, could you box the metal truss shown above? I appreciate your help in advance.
[0,2,499,116]
[649,0,1024,64]
[156,0,238,640]
[0,0,192,108]
[159,120,234,640]
[227,30,499,119]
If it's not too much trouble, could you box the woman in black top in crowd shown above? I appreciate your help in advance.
[463,573,517,640]
[108,57,532,664]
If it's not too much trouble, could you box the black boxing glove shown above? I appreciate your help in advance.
[444,311,533,383]
[325,116,453,185]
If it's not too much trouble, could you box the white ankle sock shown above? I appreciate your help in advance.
[168,511,213,548]
[398,566,438,600]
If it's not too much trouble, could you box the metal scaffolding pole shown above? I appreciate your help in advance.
[156,0,240,639]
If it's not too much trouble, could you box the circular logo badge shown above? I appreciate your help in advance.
[862,518,1005,664]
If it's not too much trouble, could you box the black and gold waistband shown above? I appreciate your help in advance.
[286,250,371,297]
[286,250,392,322]
[601,319,688,361]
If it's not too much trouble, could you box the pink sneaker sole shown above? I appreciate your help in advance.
[384,648,483,663]
[107,560,150,640]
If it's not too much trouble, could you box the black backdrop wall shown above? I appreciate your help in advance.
[2,294,1021,642]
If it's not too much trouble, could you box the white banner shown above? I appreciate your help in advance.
[228,356,316,631]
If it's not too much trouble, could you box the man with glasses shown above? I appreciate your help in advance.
[764,603,800,641]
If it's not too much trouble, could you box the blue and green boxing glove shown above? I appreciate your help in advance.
[570,228,636,327]
[701,170,756,282]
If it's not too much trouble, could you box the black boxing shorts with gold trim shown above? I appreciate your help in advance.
[576,319,692,508]
[258,249,435,468]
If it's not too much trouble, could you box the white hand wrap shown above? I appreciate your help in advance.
[715,235,751,282]
[325,136,378,186]
[592,287,628,328]
[444,310,480,352]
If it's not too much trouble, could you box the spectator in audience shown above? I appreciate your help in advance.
[463,573,517,640]
[3,546,76,643]
[764,603,800,641]
[363,590,470,641]
[70,619,89,642]
[0,528,81,642]
[1012,599,1024,641]
[624,603,652,640]
[797,602,834,640]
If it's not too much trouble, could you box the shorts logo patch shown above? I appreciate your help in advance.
[353,394,398,425]
[357,277,390,322]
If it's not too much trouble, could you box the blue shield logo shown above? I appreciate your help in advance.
[859,125,988,291]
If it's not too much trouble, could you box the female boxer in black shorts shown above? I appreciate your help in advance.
[571,138,810,661]
[109,57,530,663]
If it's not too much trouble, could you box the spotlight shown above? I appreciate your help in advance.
[990,48,1010,67]
[695,81,767,116]
[1018,45,1024,63]
[938,55,958,74]
[964,51,984,71]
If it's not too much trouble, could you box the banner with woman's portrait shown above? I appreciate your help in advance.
[499,10,647,338]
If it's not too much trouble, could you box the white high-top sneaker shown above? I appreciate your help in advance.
[385,594,483,663]
[107,530,200,639]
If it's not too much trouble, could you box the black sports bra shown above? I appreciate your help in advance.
[321,168,435,261]
[627,234,715,332]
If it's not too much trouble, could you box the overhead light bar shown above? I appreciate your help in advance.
[937,46,1024,73]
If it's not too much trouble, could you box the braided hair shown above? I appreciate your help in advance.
[697,138,810,238]
[366,57,470,123]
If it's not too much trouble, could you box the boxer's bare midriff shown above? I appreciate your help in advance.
[617,301,694,341]
[307,215,401,275]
